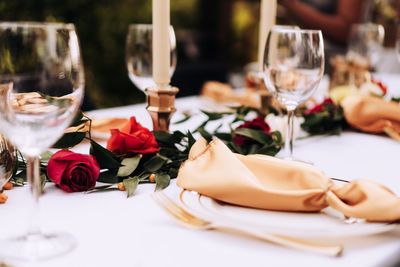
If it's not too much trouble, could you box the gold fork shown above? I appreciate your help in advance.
[152,191,343,257]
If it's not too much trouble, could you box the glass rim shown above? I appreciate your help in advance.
[351,22,384,28]
[0,21,75,30]
[128,23,173,29]
[271,28,322,34]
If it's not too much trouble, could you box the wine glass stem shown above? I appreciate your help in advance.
[284,108,295,159]
[27,156,41,235]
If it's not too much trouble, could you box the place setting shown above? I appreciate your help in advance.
[0,0,400,267]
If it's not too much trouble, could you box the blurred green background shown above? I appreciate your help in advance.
[0,0,203,108]
[0,0,280,109]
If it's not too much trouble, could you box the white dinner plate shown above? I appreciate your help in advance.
[179,190,397,239]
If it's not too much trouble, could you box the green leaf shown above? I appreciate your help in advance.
[154,131,174,144]
[234,128,272,145]
[40,173,47,193]
[168,168,179,178]
[201,110,231,120]
[86,184,119,194]
[391,97,400,103]
[143,155,167,172]
[256,144,281,156]
[97,169,120,184]
[198,127,212,142]
[194,121,208,133]
[12,151,21,177]
[155,173,170,191]
[187,131,196,149]
[172,131,186,141]
[228,142,244,154]
[90,184,114,191]
[53,132,86,149]
[247,143,260,155]
[69,111,86,127]
[13,170,27,182]
[11,177,25,186]
[123,176,139,198]
[138,173,150,181]
[40,151,53,163]
[173,114,191,124]
[117,155,141,177]
[90,140,121,170]
[214,132,232,142]
[154,130,185,145]
[271,131,283,145]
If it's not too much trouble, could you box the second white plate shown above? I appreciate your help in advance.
[179,190,396,238]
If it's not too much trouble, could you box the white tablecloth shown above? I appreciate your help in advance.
[1,74,400,267]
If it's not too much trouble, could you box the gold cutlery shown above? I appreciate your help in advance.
[384,126,400,142]
[152,191,343,257]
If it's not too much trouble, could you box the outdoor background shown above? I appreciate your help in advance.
[0,0,398,109]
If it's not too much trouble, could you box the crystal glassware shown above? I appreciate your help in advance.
[0,134,16,189]
[125,24,177,92]
[0,22,84,261]
[396,26,400,62]
[263,28,325,160]
[347,23,385,69]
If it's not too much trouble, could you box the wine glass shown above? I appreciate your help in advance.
[347,23,385,70]
[0,133,16,191]
[0,22,84,261]
[125,24,177,91]
[263,28,325,160]
[396,25,400,62]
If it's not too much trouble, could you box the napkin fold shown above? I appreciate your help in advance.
[342,95,400,140]
[201,81,261,108]
[91,118,129,135]
[177,138,400,222]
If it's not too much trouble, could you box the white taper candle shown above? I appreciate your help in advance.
[152,0,171,86]
[258,0,277,72]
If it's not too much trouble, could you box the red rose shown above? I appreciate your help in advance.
[107,117,159,155]
[47,150,100,192]
[233,117,270,146]
[371,78,388,95]
[306,98,334,115]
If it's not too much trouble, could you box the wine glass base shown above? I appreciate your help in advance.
[0,232,76,262]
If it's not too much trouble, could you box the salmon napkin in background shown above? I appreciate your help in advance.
[342,95,400,140]
[201,81,261,108]
[177,138,400,222]
[90,118,129,138]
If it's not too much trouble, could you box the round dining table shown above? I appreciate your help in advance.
[1,74,400,267]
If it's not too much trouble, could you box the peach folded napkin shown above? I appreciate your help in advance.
[177,138,400,222]
[342,95,400,140]
[201,81,261,108]
[91,118,129,136]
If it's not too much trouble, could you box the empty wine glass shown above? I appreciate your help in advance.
[125,24,176,91]
[0,133,16,190]
[396,26,400,62]
[0,22,84,261]
[347,23,385,69]
[263,28,325,160]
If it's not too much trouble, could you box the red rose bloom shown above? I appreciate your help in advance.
[233,117,270,146]
[47,150,100,193]
[306,98,334,115]
[107,117,159,155]
[371,78,388,95]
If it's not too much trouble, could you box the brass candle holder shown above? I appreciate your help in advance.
[146,85,179,132]
[246,71,283,115]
